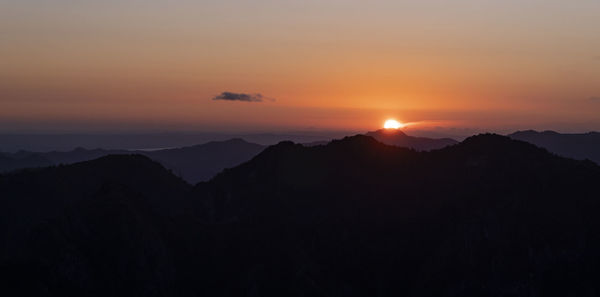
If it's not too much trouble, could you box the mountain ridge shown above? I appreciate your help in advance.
[508,130,600,164]
[2,134,600,296]
[364,129,458,151]
[0,138,266,183]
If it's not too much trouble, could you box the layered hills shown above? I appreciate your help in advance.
[1,134,599,296]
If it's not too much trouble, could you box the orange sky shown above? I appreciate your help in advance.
[1,0,599,133]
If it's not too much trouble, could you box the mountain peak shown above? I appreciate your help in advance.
[189,138,253,148]
[369,128,408,137]
[334,134,384,146]
[458,133,534,152]
[364,129,457,151]
[510,130,560,137]
[223,138,250,144]
[461,133,513,144]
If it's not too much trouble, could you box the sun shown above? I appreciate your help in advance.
[383,119,404,129]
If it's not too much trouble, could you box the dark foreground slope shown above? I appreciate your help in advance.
[509,130,600,164]
[1,134,600,296]
[194,134,600,296]
[365,129,458,151]
[0,155,195,296]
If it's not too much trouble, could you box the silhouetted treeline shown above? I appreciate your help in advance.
[1,134,599,296]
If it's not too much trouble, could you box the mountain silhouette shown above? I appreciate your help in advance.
[509,130,600,164]
[1,134,600,296]
[0,155,195,296]
[0,138,265,183]
[365,129,458,150]
[144,138,265,182]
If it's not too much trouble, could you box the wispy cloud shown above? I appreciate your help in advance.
[212,92,265,102]
[589,96,600,101]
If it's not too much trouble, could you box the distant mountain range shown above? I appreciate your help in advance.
[1,134,599,296]
[0,139,265,183]
[509,130,600,164]
[0,132,354,152]
[3,130,599,185]
[365,129,458,150]
[0,131,459,181]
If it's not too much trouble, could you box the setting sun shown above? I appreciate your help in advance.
[384,119,404,129]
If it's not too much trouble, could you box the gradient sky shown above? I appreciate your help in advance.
[1,0,599,133]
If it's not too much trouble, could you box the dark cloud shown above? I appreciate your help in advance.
[212,92,264,102]
[590,96,600,101]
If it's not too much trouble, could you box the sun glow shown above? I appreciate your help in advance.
[384,119,404,129]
